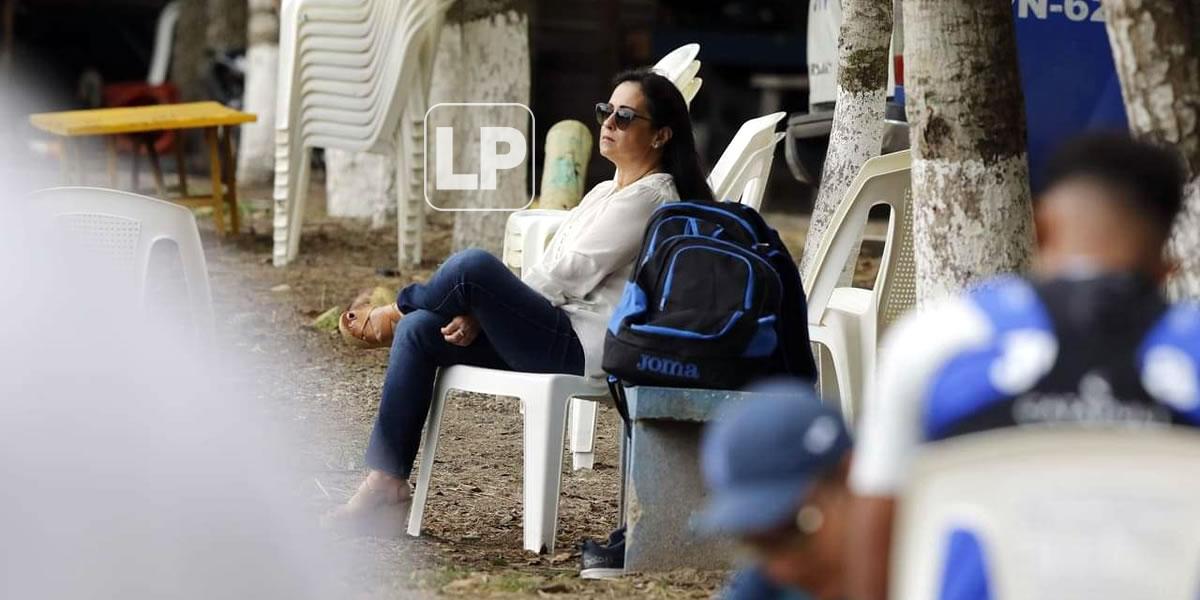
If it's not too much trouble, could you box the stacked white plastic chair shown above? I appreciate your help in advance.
[892,429,1200,600]
[31,187,215,341]
[803,150,914,421]
[272,0,452,268]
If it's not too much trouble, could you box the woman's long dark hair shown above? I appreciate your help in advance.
[612,68,715,202]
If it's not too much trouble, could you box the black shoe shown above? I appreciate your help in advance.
[579,533,625,580]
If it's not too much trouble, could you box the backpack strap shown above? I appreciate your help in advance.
[607,375,633,438]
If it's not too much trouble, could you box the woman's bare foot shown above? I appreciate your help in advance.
[339,300,403,349]
[322,471,412,537]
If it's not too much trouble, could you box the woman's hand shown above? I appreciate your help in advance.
[441,315,480,347]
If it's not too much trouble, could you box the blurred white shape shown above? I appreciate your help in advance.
[0,187,346,599]
[891,429,1200,600]
[1142,345,1200,412]
[988,329,1058,395]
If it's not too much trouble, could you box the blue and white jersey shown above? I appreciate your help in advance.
[851,274,1200,600]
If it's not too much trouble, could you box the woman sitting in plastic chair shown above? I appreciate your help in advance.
[326,68,715,532]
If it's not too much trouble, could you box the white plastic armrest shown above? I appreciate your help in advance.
[521,211,569,273]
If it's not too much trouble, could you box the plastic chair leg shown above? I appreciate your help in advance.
[814,339,860,422]
[286,147,311,263]
[521,386,570,554]
[396,113,424,266]
[569,397,598,471]
[406,376,449,538]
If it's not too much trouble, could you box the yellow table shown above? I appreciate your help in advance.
[30,101,257,235]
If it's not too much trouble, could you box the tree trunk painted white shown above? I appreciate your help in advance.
[799,0,893,282]
[1103,0,1200,299]
[423,21,464,235]
[449,2,531,255]
[903,0,1035,304]
[237,0,279,187]
[325,149,396,225]
[323,0,401,228]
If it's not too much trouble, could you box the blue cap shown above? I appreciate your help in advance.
[693,379,852,537]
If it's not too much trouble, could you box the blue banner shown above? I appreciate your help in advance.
[1013,0,1128,188]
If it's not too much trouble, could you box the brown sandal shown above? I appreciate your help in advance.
[338,290,402,348]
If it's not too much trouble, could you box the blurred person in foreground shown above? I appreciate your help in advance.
[847,133,1200,600]
[694,380,853,600]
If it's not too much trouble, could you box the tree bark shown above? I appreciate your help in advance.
[207,0,248,54]
[1102,0,1200,299]
[171,0,208,102]
[800,0,893,281]
[237,0,279,186]
[903,0,1035,303]
[448,0,531,256]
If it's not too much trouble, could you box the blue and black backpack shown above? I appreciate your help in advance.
[603,200,817,390]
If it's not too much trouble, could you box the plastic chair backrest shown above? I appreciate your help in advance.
[876,184,916,330]
[147,1,182,85]
[804,150,913,329]
[707,112,786,206]
[31,187,215,340]
[892,429,1200,600]
[680,77,703,106]
[651,44,700,84]
[285,0,430,109]
[277,0,444,144]
[301,0,446,153]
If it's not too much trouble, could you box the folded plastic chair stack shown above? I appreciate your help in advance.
[272,0,453,267]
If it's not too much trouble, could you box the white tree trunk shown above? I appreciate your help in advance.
[325,149,396,224]
[449,2,531,255]
[904,0,1035,303]
[1103,0,1200,299]
[424,21,465,235]
[237,0,279,186]
[799,0,893,281]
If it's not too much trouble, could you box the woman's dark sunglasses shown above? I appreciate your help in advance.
[595,102,652,130]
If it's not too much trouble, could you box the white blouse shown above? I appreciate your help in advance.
[522,172,679,376]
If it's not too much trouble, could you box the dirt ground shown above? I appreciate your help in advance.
[198,178,879,599]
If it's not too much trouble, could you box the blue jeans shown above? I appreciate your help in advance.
[365,248,586,478]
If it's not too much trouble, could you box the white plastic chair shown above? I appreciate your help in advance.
[406,367,608,554]
[273,0,451,268]
[803,150,913,421]
[892,429,1200,600]
[147,1,182,86]
[707,111,787,210]
[30,186,215,340]
[651,43,698,82]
